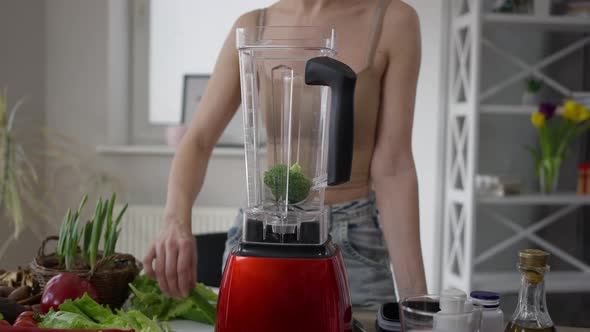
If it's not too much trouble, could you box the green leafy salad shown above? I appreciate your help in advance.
[40,294,166,332]
[128,275,217,325]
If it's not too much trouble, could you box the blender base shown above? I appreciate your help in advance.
[215,240,353,332]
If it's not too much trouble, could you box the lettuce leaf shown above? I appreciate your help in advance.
[68,293,114,323]
[40,293,166,332]
[39,311,102,330]
[129,275,217,325]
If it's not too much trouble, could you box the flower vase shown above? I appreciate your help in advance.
[522,91,540,106]
[538,160,561,194]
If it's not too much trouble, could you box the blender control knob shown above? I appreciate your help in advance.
[299,222,320,244]
[245,219,263,242]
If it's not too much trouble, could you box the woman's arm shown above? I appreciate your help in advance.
[370,3,427,300]
[143,11,258,298]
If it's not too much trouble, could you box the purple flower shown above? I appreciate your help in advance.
[539,103,557,119]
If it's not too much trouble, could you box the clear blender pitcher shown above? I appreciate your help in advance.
[237,26,356,245]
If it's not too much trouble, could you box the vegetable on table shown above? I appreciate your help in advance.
[7,287,30,302]
[12,321,35,328]
[40,273,98,314]
[40,294,162,332]
[264,163,312,204]
[0,327,133,332]
[55,193,129,272]
[0,297,26,324]
[56,195,87,271]
[128,275,217,325]
[0,287,14,297]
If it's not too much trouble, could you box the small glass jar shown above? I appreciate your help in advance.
[577,163,590,195]
[470,291,504,332]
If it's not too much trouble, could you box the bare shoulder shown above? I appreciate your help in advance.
[383,1,420,30]
[381,1,421,54]
[233,9,262,28]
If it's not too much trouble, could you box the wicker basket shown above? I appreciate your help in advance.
[30,236,141,309]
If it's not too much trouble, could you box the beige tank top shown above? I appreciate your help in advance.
[258,0,392,191]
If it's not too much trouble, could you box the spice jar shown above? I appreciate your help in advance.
[577,163,590,195]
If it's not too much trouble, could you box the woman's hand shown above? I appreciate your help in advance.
[143,217,197,298]
[142,9,258,299]
[141,13,246,298]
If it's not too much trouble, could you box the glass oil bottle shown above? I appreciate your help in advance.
[505,249,556,332]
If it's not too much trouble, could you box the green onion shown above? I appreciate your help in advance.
[55,193,128,271]
[82,221,93,264]
[89,198,105,270]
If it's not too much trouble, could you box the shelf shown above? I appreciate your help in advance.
[96,145,244,157]
[473,271,590,293]
[480,104,536,115]
[478,193,590,205]
[484,13,590,32]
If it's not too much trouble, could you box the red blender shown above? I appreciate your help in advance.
[215,26,356,332]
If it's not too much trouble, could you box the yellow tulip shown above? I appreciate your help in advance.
[578,108,590,123]
[562,100,589,123]
[531,111,546,128]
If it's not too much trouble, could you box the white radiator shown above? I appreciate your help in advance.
[116,205,237,260]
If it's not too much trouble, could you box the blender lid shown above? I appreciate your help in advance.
[236,26,336,50]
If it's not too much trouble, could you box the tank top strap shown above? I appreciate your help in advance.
[256,8,267,40]
[365,0,392,67]
[258,8,267,26]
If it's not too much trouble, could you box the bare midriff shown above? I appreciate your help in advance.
[325,183,372,205]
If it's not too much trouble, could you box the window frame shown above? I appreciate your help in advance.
[131,0,167,144]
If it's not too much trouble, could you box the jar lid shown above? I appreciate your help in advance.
[519,249,549,268]
[470,291,500,301]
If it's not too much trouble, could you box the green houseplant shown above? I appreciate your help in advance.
[0,90,42,240]
[522,78,543,106]
[0,89,122,263]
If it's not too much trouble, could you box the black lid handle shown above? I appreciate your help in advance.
[305,57,356,186]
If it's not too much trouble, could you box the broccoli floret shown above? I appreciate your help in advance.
[264,163,312,203]
[287,163,312,203]
[264,164,288,201]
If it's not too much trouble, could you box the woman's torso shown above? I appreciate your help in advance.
[259,0,392,204]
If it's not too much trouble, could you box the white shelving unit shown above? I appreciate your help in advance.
[478,193,590,205]
[442,0,590,293]
[485,13,590,32]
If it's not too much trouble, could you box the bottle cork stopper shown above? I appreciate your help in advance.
[519,249,549,269]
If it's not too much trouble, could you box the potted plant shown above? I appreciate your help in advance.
[0,90,122,263]
[522,78,543,106]
[30,193,140,309]
[0,90,47,251]
[528,100,590,193]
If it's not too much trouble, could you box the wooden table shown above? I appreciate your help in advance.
[354,311,589,332]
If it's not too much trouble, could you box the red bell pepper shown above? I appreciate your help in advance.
[40,274,98,314]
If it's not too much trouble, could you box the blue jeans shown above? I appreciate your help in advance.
[222,194,396,310]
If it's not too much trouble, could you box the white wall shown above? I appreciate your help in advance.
[404,0,447,293]
[0,0,46,268]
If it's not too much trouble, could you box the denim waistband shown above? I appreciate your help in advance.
[329,193,377,223]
